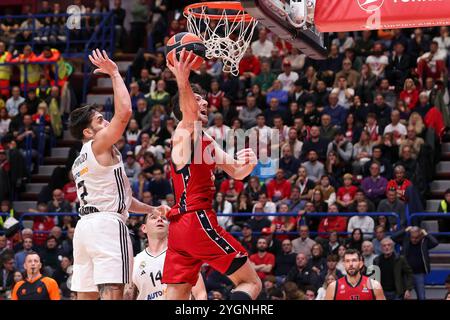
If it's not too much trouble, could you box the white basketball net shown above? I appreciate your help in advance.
[184,4,258,76]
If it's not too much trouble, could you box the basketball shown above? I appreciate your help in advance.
[166,32,206,70]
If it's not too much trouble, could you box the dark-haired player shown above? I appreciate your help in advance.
[325,249,385,300]
[162,48,262,300]
[68,49,169,300]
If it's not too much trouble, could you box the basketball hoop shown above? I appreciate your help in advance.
[184,1,258,76]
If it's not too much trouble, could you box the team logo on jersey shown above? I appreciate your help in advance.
[357,0,384,12]
[139,261,146,269]
[362,286,369,293]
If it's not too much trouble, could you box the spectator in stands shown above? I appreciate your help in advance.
[14,237,33,273]
[274,239,296,283]
[0,41,12,98]
[362,240,377,267]
[300,150,323,184]
[372,225,386,256]
[386,165,412,202]
[319,114,338,142]
[214,192,233,230]
[253,193,276,216]
[292,225,316,257]
[0,108,10,138]
[124,151,141,185]
[352,130,373,175]
[112,0,126,48]
[279,144,301,180]
[130,82,145,112]
[251,28,274,59]
[0,256,15,297]
[5,86,25,117]
[317,204,347,240]
[399,126,424,160]
[361,162,388,205]
[31,202,55,247]
[219,178,243,205]
[331,76,355,110]
[373,237,414,300]
[250,237,275,280]
[135,132,164,161]
[347,201,375,239]
[387,42,411,90]
[147,80,170,108]
[368,94,391,130]
[206,113,230,142]
[348,188,376,213]
[248,201,272,232]
[277,60,298,92]
[336,174,357,212]
[265,168,291,204]
[366,43,389,78]
[344,228,364,252]
[40,236,61,276]
[399,78,419,111]
[437,188,450,233]
[363,145,393,179]
[309,243,327,278]
[11,45,41,90]
[240,223,258,255]
[146,167,171,202]
[47,188,72,214]
[239,48,261,89]
[266,82,288,111]
[316,273,338,300]
[391,226,439,300]
[396,145,419,182]
[269,204,296,240]
[334,59,360,90]
[286,253,321,292]
[416,41,446,85]
[327,128,353,164]
[323,92,347,127]
[302,126,329,162]
[238,96,261,130]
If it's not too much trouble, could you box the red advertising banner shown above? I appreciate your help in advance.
[314,0,450,32]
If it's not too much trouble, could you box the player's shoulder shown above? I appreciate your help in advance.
[41,277,59,289]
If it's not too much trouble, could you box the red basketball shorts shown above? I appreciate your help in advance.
[162,209,247,286]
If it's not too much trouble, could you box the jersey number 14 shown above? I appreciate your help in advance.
[149,270,162,287]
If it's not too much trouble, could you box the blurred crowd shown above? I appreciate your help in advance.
[1,0,450,300]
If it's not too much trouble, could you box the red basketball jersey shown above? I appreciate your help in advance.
[168,133,216,219]
[334,275,376,300]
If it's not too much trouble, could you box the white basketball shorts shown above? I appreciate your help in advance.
[71,212,133,292]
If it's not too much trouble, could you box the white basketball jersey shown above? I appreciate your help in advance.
[72,140,132,220]
[132,248,167,300]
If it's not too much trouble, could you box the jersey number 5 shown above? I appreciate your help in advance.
[77,180,88,205]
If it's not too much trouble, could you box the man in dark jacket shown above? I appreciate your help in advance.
[285,253,321,291]
[274,239,296,281]
[391,226,439,300]
[373,237,414,300]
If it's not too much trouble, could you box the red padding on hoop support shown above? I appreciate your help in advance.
[314,0,450,32]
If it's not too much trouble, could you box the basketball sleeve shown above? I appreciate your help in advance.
[43,277,61,300]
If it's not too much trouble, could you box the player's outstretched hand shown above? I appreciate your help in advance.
[166,48,202,86]
[155,204,171,217]
[88,49,119,77]
[236,148,258,166]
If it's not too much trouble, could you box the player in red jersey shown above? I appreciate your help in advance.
[162,49,262,300]
[325,249,385,300]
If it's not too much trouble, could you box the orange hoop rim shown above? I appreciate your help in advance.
[183,1,256,23]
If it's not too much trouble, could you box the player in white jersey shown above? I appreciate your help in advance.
[124,212,207,300]
[68,49,169,300]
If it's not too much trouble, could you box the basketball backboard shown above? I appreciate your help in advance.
[241,0,327,60]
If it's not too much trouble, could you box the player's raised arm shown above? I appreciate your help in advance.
[167,48,203,125]
[89,49,132,154]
